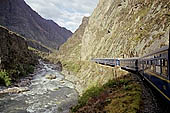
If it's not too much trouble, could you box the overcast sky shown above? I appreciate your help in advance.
[25,0,99,32]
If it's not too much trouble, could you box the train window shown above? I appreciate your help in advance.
[161,59,168,77]
[145,61,148,69]
[159,54,161,57]
[151,65,154,71]
[151,60,156,72]
[143,61,145,69]
[165,59,168,66]
[152,60,155,65]
[156,59,161,66]
[156,66,161,74]
[148,61,151,68]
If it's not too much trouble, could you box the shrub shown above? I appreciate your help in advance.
[71,76,142,112]
[71,86,104,112]
[26,65,34,74]
[15,64,35,76]
[119,79,130,85]
[103,79,117,88]
[0,70,11,86]
[71,80,119,112]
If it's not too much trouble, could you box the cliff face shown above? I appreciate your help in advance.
[0,26,37,85]
[55,0,169,94]
[81,0,169,60]
[58,17,89,61]
[0,0,72,49]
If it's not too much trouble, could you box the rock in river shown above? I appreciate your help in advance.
[45,74,56,80]
[0,87,29,94]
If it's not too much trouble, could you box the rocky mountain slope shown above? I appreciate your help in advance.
[0,26,38,86]
[27,39,51,53]
[58,17,89,62]
[81,0,169,60]
[0,0,72,49]
[51,0,169,94]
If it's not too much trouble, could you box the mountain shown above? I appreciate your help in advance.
[0,0,72,49]
[0,26,38,86]
[54,0,169,94]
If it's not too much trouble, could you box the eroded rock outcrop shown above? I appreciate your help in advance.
[0,26,38,85]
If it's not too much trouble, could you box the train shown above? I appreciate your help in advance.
[91,58,119,67]
[92,46,170,104]
[119,57,138,71]
[119,46,169,103]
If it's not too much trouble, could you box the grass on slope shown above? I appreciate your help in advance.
[71,74,142,113]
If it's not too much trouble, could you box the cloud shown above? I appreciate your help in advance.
[24,0,99,32]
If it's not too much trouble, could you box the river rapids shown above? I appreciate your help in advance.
[0,60,78,113]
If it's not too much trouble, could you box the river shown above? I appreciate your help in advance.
[0,60,78,113]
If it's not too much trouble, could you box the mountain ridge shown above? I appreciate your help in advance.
[0,0,72,49]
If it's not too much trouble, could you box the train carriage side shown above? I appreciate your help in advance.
[92,58,118,67]
[139,46,170,103]
[119,58,139,72]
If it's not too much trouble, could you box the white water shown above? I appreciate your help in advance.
[0,61,78,113]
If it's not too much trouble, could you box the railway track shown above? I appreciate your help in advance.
[131,72,169,113]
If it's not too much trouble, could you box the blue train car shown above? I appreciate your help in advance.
[139,46,170,103]
[91,58,119,67]
[119,58,139,72]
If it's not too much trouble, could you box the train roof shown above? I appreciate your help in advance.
[119,57,139,61]
[92,58,118,60]
[141,46,169,58]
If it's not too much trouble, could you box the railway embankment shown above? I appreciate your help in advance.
[70,71,165,113]
[71,73,142,113]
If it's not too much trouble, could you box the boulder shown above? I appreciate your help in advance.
[45,74,56,80]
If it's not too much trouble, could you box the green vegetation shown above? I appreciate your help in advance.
[105,83,141,113]
[71,75,142,113]
[28,46,49,58]
[26,65,35,74]
[10,64,35,77]
[0,70,11,86]
[0,64,35,86]
[17,64,27,76]
[71,86,104,112]
[62,61,81,73]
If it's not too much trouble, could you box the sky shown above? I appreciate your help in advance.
[25,0,99,32]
